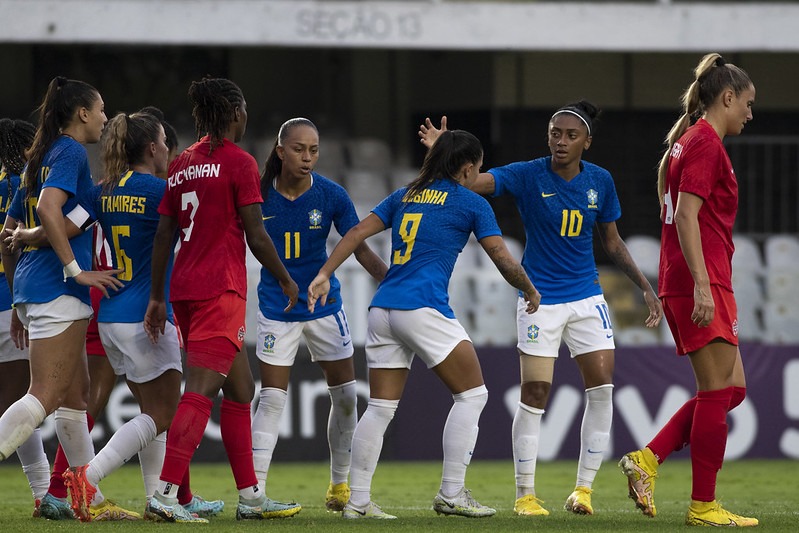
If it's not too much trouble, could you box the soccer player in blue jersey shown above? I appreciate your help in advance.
[0,78,122,500]
[420,102,662,517]
[0,118,50,513]
[309,129,540,519]
[251,118,387,513]
[61,111,183,521]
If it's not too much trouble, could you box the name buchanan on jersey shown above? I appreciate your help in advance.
[403,189,448,205]
[101,195,147,214]
[168,163,221,188]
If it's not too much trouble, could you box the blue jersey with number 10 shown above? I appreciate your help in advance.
[370,178,501,318]
[489,156,621,305]
[8,136,94,306]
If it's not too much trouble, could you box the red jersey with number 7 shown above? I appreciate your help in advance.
[658,119,737,297]
[159,136,263,302]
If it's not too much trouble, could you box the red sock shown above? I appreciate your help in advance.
[220,399,257,490]
[48,413,95,498]
[160,392,212,486]
[729,386,746,411]
[648,396,696,463]
[690,387,733,502]
[177,468,193,506]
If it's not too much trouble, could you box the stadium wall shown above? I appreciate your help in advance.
[26,344,799,462]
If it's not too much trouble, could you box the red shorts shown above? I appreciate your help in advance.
[172,291,246,375]
[662,285,739,356]
[85,287,106,357]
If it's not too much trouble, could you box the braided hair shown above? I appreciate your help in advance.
[0,118,35,202]
[0,118,36,176]
[187,77,244,154]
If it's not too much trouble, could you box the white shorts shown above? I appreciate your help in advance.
[366,307,471,370]
[16,295,93,340]
[516,294,615,357]
[99,321,182,383]
[255,310,354,366]
[0,309,28,362]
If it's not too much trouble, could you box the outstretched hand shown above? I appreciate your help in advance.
[523,287,541,314]
[73,269,124,299]
[418,116,448,149]
[307,274,331,313]
[643,289,663,328]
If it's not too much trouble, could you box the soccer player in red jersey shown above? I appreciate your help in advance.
[619,53,758,527]
[143,78,299,523]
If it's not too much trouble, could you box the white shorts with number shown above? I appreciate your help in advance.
[366,307,471,370]
[16,295,93,340]
[255,310,354,366]
[0,309,28,362]
[516,294,615,357]
[99,321,182,383]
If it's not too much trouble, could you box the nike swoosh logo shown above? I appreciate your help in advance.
[587,449,602,454]
[541,192,556,198]
[518,458,535,463]
[343,340,352,346]
[262,216,275,221]
[606,333,614,339]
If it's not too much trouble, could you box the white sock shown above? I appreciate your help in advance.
[88,414,156,490]
[512,402,544,499]
[251,387,287,492]
[348,398,398,509]
[576,384,613,489]
[156,480,179,502]
[55,407,104,503]
[17,428,50,500]
[440,385,487,499]
[328,380,357,485]
[139,431,166,497]
[0,394,46,460]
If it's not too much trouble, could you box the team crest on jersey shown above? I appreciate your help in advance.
[308,209,323,229]
[586,189,598,209]
[527,324,540,342]
[238,326,246,342]
[262,333,276,354]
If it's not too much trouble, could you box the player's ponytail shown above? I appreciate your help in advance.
[188,77,244,154]
[405,129,482,200]
[25,76,99,200]
[657,53,752,205]
[101,111,162,193]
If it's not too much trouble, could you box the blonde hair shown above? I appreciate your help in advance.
[657,53,752,205]
[101,111,161,192]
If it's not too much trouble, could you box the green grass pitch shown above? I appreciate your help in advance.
[0,459,794,531]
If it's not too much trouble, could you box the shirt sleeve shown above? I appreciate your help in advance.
[234,154,264,208]
[41,142,85,197]
[679,137,724,201]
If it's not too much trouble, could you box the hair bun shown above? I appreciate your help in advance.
[715,56,727,67]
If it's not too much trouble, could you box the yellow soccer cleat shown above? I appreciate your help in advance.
[513,494,550,516]
[685,500,759,527]
[619,448,658,517]
[89,499,142,521]
[325,482,350,512]
[236,495,301,520]
[564,486,593,515]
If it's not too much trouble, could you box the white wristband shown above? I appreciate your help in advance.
[63,259,82,279]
